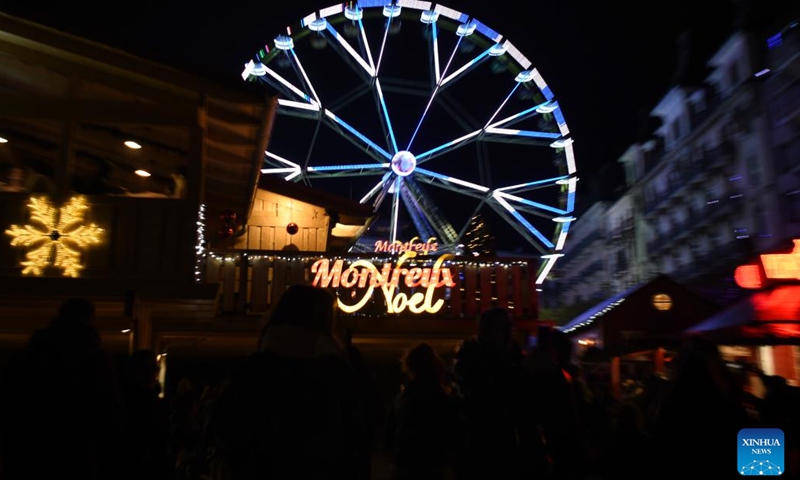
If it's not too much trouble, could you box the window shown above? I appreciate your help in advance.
[747,155,762,186]
[728,62,740,89]
[783,191,800,224]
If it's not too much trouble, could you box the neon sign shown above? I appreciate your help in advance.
[373,236,438,254]
[310,249,456,314]
[734,239,800,289]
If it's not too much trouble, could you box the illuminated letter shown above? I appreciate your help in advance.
[405,268,424,287]
[336,259,378,313]
[340,265,360,288]
[311,259,344,288]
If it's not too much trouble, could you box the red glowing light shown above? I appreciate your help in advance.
[734,264,763,289]
[735,239,800,289]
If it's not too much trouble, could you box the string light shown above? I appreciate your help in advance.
[5,196,104,277]
[194,204,207,283]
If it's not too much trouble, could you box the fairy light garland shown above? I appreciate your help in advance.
[194,204,207,283]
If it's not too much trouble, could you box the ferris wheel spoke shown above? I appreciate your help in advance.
[276,99,322,120]
[253,62,319,108]
[305,163,390,178]
[288,50,322,107]
[374,78,399,154]
[494,176,572,194]
[428,20,441,85]
[323,110,393,161]
[389,176,402,244]
[398,185,438,245]
[405,14,463,152]
[322,21,376,78]
[370,173,397,212]
[327,84,372,113]
[375,7,397,77]
[490,192,555,249]
[483,128,562,146]
[402,176,459,244]
[415,129,482,164]
[359,172,393,204]
[438,46,494,89]
[487,100,556,130]
[261,151,303,181]
[493,190,568,217]
[414,168,489,197]
[486,200,551,256]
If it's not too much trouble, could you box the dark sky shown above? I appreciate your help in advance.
[1,0,774,213]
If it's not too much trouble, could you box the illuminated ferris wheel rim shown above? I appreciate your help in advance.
[242,0,579,284]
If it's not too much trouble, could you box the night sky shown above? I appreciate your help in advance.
[1,0,785,244]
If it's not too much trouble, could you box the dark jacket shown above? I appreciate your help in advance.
[385,378,464,480]
[0,321,124,480]
[210,324,370,480]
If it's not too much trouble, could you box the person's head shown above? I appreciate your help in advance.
[266,284,336,334]
[52,297,96,328]
[401,343,445,384]
[478,307,513,351]
[551,329,574,367]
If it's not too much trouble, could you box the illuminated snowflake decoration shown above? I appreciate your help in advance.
[5,196,104,277]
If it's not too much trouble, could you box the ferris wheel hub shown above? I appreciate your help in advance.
[390,151,417,177]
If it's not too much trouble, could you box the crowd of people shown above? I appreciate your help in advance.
[0,289,796,479]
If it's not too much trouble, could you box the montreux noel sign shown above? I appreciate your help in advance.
[734,238,800,289]
[310,237,456,314]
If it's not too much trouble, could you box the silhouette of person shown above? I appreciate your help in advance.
[602,402,653,479]
[385,343,465,480]
[119,349,171,480]
[526,327,587,480]
[209,284,370,480]
[452,307,539,480]
[652,334,748,477]
[0,297,124,480]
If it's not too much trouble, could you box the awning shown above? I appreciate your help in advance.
[687,285,800,344]
[557,284,639,334]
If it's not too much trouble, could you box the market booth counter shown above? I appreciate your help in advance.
[558,274,723,398]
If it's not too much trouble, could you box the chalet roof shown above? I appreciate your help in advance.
[0,11,275,225]
[558,274,723,353]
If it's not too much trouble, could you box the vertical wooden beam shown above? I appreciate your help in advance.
[250,256,270,312]
[511,264,523,319]
[611,356,621,400]
[495,265,509,310]
[479,265,493,313]
[449,265,463,318]
[654,347,665,375]
[236,254,249,313]
[464,264,478,317]
[134,299,153,350]
[527,260,539,319]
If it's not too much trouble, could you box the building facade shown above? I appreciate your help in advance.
[552,16,800,309]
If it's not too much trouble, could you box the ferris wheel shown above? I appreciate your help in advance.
[242,0,578,284]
